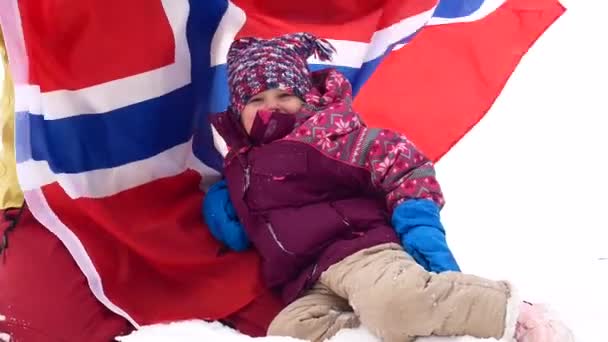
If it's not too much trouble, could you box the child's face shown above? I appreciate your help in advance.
[240,88,304,134]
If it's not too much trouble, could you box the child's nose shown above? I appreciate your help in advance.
[262,99,279,111]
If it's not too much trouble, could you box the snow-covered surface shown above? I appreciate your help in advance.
[116,321,502,342]
[2,0,606,341]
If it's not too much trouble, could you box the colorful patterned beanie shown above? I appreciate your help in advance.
[226,32,336,115]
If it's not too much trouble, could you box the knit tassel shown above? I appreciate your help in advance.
[312,38,337,62]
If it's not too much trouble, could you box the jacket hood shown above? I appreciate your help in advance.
[210,68,362,154]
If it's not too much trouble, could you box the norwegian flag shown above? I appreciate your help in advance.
[0,0,564,327]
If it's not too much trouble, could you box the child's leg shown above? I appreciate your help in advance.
[267,283,360,342]
[320,243,518,342]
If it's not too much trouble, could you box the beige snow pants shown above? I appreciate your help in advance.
[268,243,515,342]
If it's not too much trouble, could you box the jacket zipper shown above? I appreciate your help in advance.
[329,201,368,238]
[266,221,296,256]
[243,166,251,193]
[328,201,351,227]
[308,263,318,285]
[236,151,251,199]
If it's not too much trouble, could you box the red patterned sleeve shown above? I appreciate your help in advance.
[355,128,445,212]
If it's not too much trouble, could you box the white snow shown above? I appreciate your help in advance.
[116,320,503,342]
[2,0,606,341]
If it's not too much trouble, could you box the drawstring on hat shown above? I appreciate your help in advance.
[308,37,336,62]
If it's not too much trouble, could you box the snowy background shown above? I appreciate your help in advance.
[2,0,606,341]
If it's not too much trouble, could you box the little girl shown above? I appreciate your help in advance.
[204,32,574,342]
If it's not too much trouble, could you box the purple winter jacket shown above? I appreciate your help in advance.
[211,69,444,303]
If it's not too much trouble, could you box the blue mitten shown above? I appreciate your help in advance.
[391,199,460,273]
[202,179,250,252]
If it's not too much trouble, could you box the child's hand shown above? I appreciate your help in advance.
[202,180,250,252]
[391,199,460,273]
[401,225,460,272]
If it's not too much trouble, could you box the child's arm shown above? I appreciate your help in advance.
[202,179,250,252]
[363,129,444,211]
[358,128,460,272]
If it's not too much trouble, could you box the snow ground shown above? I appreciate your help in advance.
[3,0,606,341]
[121,0,608,341]
[116,321,503,342]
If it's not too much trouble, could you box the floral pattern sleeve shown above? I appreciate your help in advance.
[281,68,445,212]
[354,128,445,212]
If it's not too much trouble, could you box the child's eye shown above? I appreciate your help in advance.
[279,93,294,99]
[248,98,262,103]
